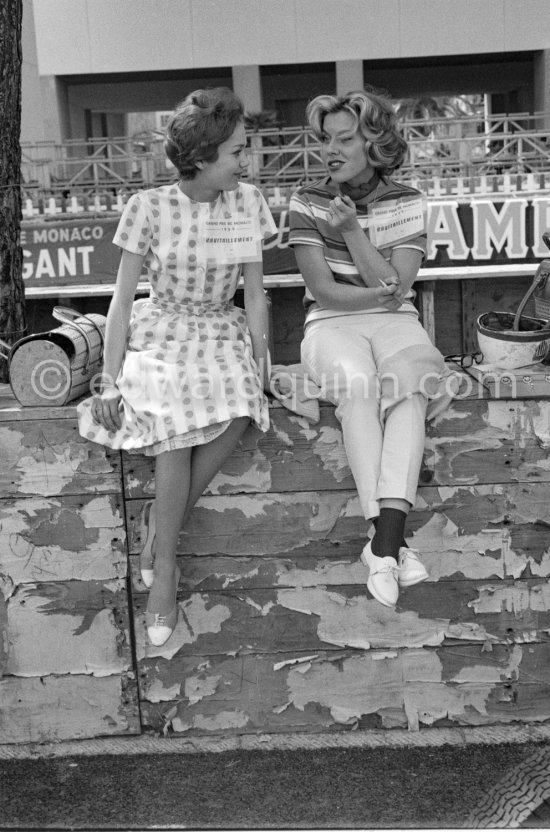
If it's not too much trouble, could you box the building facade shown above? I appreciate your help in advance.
[21,0,550,145]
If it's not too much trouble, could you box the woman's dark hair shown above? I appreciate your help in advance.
[164,87,244,180]
[306,87,407,175]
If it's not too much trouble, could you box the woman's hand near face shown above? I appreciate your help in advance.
[327,195,360,233]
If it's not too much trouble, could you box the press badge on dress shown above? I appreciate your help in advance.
[201,217,262,263]
[368,196,426,248]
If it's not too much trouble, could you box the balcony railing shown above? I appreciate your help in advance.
[20,112,550,207]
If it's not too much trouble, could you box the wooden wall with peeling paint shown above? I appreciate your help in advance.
[0,390,139,744]
[1,378,550,744]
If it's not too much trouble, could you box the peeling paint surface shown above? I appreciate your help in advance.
[6,581,130,677]
[145,679,182,703]
[167,492,366,557]
[138,645,550,735]
[469,582,550,614]
[208,449,272,494]
[275,560,368,588]
[0,496,126,586]
[311,427,352,482]
[136,595,232,660]
[409,514,506,580]
[0,399,137,744]
[0,674,138,743]
[184,674,221,705]
[3,391,550,744]
[0,422,120,497]
[172,710,250,733]
[282,646,532,730]
[450,644,523,683]
[276,587,492,649]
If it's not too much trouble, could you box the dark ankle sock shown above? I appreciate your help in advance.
[370,508,407,561]
[371,516,407,552]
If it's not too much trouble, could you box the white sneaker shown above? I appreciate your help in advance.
[360,540,399,607]
[398,547,429,587]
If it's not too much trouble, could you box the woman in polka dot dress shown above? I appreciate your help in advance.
[77,88,277,646]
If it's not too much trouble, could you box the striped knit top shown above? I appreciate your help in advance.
[288,175,427,321]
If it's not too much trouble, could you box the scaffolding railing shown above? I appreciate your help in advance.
[20,112,550,203]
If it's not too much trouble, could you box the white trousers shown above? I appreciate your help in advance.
[301,312,445,520]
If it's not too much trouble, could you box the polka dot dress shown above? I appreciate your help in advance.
[77,183,277,455]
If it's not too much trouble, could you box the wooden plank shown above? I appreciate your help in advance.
[0,383,80,422]
[0,594,7,677]
[129,573,550,658]
[434,278,463,355]
[461,279,478,352]
[20,264,539,299]
[418,280,436,342]
[0,494,126,584]
[122,406,358,500]
[6,579,133,677]
[126,481,550,582]
[154,552,371,592]
[152,552,550,615]
[122,398,550,503]
[127,490,366,558]
[270,286,307,364]
[0,417,121,497]
[408,481,550,582]
[0,674,139,743]
[137,644,550,735]
[424,399,550,486]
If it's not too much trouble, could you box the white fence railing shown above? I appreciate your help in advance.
[21,171,550,219]
[20,112,550,207]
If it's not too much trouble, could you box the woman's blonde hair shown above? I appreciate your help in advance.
[164,87,244,180]
[306,87,407,176]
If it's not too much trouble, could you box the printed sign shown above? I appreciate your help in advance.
[368,196,427,248]
[201,217,262,263]
[19,196,550,289]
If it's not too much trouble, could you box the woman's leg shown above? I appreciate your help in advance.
[378,393,428,510]
[146,446,192,618]
[367,314,434,564]
[146,416,250,608]
[360,393,428,604]
[183,416,250,524]
[302,321,382,522]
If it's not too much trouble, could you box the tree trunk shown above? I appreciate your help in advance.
[0,0,26,384]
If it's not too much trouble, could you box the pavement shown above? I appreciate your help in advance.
[2,729,550,831]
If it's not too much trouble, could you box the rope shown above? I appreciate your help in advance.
[1,723,550,761]
[1,329,27,338]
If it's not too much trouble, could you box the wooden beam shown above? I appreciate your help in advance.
[418,281,436,342]
[22,263,539,298]
[461,280,479,353]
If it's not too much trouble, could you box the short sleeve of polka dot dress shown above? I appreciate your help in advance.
[77,182,278,456]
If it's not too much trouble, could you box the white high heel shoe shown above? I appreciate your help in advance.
[145,565,181,646]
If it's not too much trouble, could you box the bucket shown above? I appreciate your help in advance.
[476,237,550,370]
[476,311,550,370]
[533,259,550,321]
[0,306,105,406]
